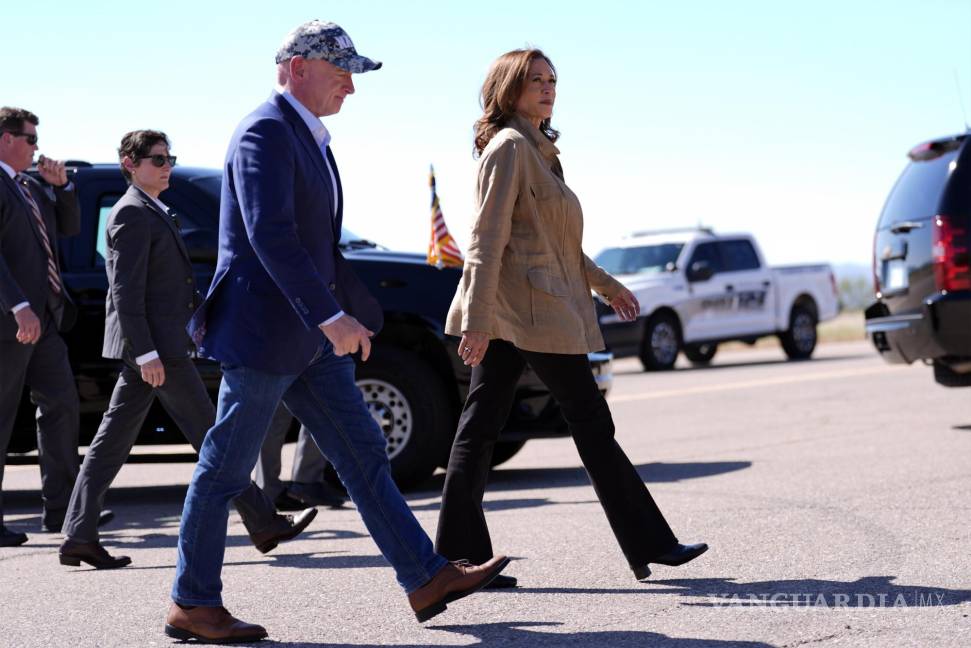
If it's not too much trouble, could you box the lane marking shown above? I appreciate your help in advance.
[608,364,907,404]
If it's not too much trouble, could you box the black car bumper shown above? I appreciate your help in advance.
[865,291,971,364]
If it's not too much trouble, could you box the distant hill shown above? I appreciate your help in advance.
[832,262,872,282]
[832,263,873,310]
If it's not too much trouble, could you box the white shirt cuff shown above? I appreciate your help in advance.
[135,350,160,366]
[11,302,29,314]
[320,310,346,327]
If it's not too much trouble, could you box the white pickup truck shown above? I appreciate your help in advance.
[593,228,840,370]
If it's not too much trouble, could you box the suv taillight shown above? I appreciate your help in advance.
[932,215,971,292]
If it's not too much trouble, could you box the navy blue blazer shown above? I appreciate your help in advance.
[190,93,380,374]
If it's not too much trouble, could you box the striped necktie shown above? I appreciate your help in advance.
[15,174,62,295]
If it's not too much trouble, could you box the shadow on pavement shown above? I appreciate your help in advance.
[612,352,871,376]
[496,576,971,608]
[409,498,600,513]
[5,483,189,507]
[7,461,751,512]
[410,461,752,497]
[6,452,199,466]
[267,621,775,647]
[116,550,387,573]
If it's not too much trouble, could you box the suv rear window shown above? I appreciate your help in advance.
[878,149,959,229]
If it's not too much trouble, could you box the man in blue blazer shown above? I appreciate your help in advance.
[165,21,507,644]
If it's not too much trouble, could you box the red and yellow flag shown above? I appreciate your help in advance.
[427,165,464,268]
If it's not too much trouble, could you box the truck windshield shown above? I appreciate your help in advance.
[594,243,683,276]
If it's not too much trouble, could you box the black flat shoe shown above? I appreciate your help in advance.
[273,491,308,512]
[484,573,517,589]
[287,481,347,509]
[98,509,115,527]
[0,526,28,547]
[633,542,708,580]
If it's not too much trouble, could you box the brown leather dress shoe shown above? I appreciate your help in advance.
[164,603,267,643]
[408,555,509,622]
[59,539,131,569]
[248,507,317,554]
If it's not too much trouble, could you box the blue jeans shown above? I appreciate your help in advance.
[171,345,447,606]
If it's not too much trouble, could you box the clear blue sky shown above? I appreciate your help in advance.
[6,0,971,267]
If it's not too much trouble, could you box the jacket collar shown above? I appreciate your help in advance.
[270,92,332,185]
[508,114,560,160]
[128,185,192,264]
[130,184,167,217]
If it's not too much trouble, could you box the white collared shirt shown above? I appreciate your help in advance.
[278,90,339,219]
[276,90,344,327]
[133,184,171,217]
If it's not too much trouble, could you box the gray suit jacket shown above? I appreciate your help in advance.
[102,185,199,361]
[0,171,80,341]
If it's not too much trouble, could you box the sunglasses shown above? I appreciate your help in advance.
[138,154,177,168]
[3,130,38,145]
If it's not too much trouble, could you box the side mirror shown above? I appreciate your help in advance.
[182,229,218,264]
[687,260,714,282]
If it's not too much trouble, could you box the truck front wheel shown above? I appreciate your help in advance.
[355,347,453,490]
[780,304,817,360]
[640,312,680,371]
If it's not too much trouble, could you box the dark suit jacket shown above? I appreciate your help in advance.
[0,171,80,341]
[190,92,381,374]
[102,185,199,361]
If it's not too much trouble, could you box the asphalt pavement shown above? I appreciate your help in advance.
[2,340,970,647]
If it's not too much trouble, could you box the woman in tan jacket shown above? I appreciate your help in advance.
[435,48,707,587]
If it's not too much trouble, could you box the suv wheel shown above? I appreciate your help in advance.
[683,343,717,366]
[355,347,453,490]
[780,304,817,360]
[640,312,680,371]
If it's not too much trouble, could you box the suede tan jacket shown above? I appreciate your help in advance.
[446,115,624,354]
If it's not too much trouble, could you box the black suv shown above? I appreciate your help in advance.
[11,163,613,488]
[865,133,971,386]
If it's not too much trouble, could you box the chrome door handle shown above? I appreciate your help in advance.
[890,221,924,234]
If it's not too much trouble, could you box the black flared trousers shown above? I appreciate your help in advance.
[435,339,679,570]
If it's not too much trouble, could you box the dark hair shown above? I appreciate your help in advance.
[473,48,559,157]
[0,107,39,134]
[118,130,170,182]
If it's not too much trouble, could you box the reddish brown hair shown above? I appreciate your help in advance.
[473,48,559,157]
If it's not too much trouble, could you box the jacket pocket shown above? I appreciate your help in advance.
[527,267,569,297]
[529,182,561,202]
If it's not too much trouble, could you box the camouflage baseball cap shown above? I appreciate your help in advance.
[275,20,382,73]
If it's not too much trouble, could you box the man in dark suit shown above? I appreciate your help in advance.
[58,130,316,569]
[164,21,507,644]
[0,107,82,546]
[256,406,347,510]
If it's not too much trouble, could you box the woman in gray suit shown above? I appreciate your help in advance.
[435,49,707,587]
